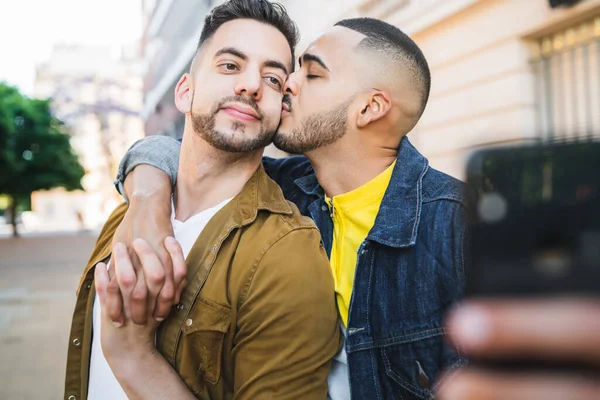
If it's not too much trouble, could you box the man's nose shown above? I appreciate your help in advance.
[284,72,300,96]
[234,70,262,100]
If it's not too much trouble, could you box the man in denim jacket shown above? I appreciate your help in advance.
[112,17,468,399]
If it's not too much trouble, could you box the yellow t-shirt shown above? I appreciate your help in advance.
[326,161,395,327]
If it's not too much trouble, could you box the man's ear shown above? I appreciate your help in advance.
[356,90,392,128]
[174,74,192,114]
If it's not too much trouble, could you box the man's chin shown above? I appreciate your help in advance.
[276,119,294,136]
[212,122,254,138]
[272,132,303,155]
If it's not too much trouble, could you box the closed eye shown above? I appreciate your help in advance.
[306,74,320,80]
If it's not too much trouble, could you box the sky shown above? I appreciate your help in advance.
[0,0,143,95]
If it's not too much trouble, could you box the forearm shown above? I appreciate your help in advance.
[111,164,174,254]
[124,164,173,210]
[111,350,197,400]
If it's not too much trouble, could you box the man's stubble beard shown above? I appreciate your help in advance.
[273,98,352,155]
[190,95,276,153]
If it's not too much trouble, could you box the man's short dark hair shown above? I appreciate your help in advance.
[199,0,300,64]
[335,18,431,117]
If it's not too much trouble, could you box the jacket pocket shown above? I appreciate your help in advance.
[179,297,231,393]
[380,329,466,400]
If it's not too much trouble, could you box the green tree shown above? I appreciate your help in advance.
[0,82,85,237]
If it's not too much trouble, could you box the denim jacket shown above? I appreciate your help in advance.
[116,136,468,400]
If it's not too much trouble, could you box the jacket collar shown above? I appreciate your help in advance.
[232,163,294,226]
[294,136,428,248]
[366,137,427,248]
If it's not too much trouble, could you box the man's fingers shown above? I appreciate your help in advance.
[112,243,136,322]
[96,263,123,327]
[105,275,124,328]
[163,236,187,308]
[107,261,116,282]
[133,238,166,294]
[96,262,124,328]
[446,299,600,366]
[165,236,187,290]
[152,240,175,321]
[151,238,179,321]
[132,238,165,324]
[153,279,174,322]
[438,369,600,400]
[113,243,136,298]
[94,262,110,304]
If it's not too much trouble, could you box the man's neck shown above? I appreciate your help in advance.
[174,133,262,222]
[307,138,398,198]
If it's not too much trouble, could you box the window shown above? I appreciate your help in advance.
[532,16,600,140]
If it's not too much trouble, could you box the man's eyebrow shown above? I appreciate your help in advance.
[215,47,288,75]
[214,47,247,60]
[264,60,289,76]
[299,53,330,71]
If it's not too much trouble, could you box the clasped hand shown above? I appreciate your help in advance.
[94,237,186,368]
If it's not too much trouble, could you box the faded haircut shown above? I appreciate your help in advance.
[335,18,431,117]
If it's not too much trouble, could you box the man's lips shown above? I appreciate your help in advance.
[220,104,260,121]
[281,100,291,115]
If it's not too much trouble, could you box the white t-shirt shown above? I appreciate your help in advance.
[87,198,232,400]
[327,327,351,400]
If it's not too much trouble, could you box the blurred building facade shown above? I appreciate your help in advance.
[140,0,600,178]
[140,0,212,139]
[31,44,145,231]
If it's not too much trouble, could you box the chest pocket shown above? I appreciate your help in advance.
[178,297,231,394]
[380,329,466,399]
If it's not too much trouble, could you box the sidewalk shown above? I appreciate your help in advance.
[0,233,97,399]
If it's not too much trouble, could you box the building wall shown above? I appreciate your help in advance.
[141,0,212,137]
[403,0,600,179]
[31,44,145,231]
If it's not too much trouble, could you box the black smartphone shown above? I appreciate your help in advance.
[466,140,600,297]
[464,140,600,372]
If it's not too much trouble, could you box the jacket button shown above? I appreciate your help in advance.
[186,318,193,327]
[321,205,328,211]
[86,283,91,289]
[72,338,81,347]
[418,372,430,389]
[416,361,430,389]
[68,395,77,400]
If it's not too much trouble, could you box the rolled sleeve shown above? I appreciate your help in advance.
[114,135,181,202]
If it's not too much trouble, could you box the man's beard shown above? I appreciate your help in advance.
[191,96,275,153]
[273,98,352,154]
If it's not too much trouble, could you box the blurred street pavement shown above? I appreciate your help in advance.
[0,232,98,400]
